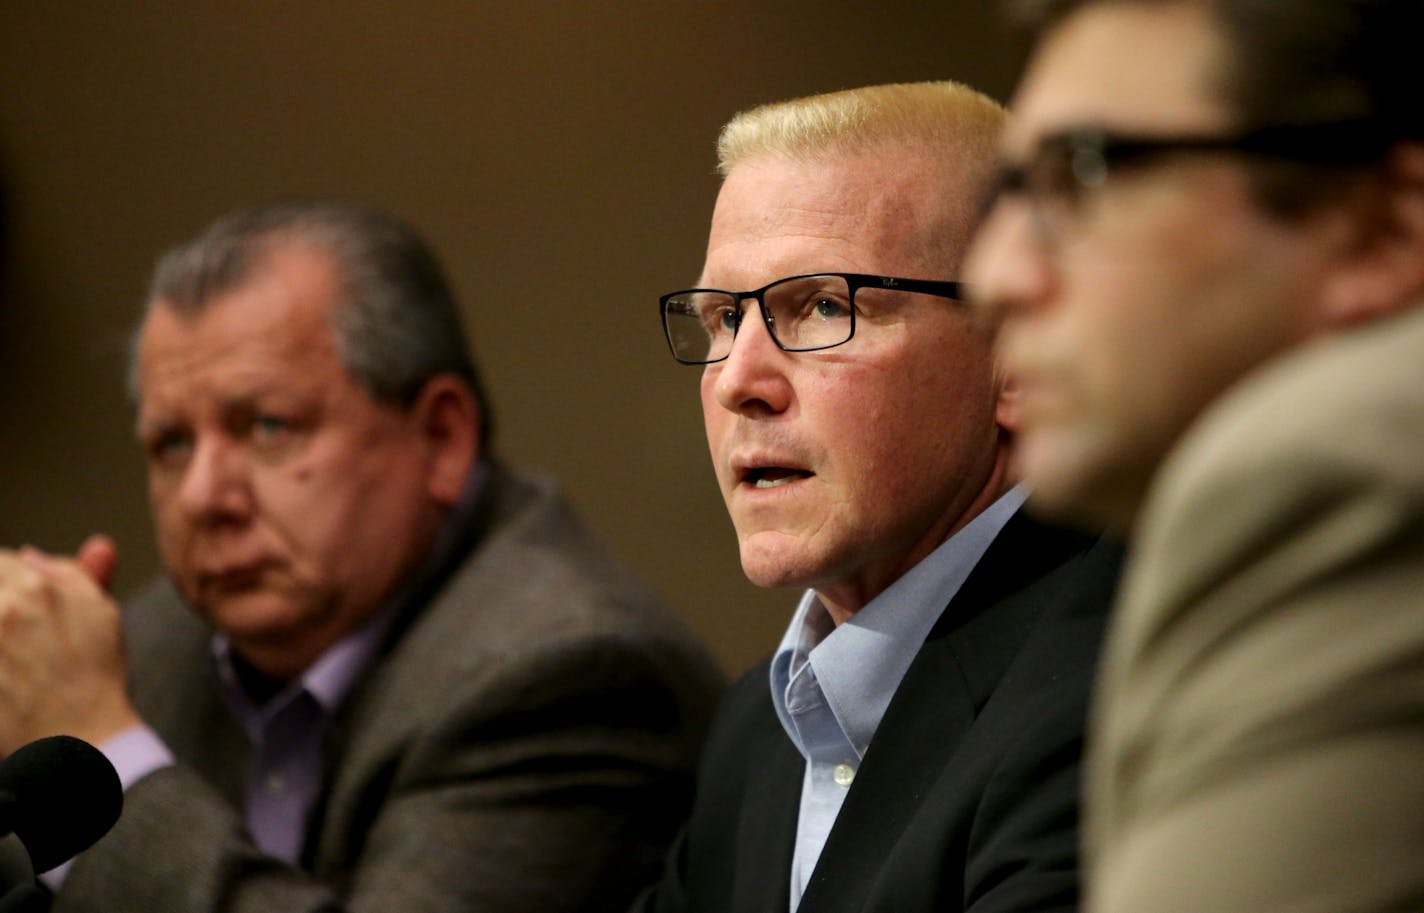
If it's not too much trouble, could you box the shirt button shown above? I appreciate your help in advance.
[265,773,286,793]
[833,763,856,788]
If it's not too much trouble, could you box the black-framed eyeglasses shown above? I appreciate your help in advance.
[659,272,965,365]
[983,118,1394,241]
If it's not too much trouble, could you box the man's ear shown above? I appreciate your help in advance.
[409,375,481,508]
[1317,143,1424,330]
[994,368,1023,436]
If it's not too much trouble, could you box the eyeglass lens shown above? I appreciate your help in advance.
[663,274,855,363]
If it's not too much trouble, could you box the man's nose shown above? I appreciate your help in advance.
[176,436,255,524]
[709,302,795,417]
[964,204,1058,324]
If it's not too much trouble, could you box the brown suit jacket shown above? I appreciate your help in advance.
[1087,307,1424,913]
[55,463,724,913]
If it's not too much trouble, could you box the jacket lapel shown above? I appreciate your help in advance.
[797,512,1098,912]
[731,712,806,913]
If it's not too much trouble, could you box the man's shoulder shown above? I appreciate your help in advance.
[369,463,723,719]
[793,519,1116,913]
[934,507,1122,645]
[1156,304,1424,512]
[424,464,705,647]
[1132,306,1424,613]
[896,510,1120,742]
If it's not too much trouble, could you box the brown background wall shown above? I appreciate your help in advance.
[0,2,1025,676]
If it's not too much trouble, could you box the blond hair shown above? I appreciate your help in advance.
[715,80,1007,177]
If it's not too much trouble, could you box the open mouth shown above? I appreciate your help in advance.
[742,466,814,489]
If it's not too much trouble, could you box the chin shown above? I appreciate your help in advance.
[196,591,308,640]
[736,532,825,592]
[1020,447,1137,533]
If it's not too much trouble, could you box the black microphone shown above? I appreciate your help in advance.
[0,885,47,913]
[0,735,122,879]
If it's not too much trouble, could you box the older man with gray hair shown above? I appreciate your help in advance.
[0,201,723,913]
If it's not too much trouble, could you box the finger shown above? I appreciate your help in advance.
[75,534,119,591]
[9,550,104,611]
[0,557,52,638]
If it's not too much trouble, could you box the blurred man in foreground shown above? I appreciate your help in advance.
[640,82,1122,913]
[968,1,1424,910]
[0,201,723,913]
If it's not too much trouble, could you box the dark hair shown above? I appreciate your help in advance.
[134,200,494,446]
[1013,0,1424,133]
[1008,0,1424,212]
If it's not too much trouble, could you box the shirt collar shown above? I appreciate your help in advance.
[771,485,1026,758]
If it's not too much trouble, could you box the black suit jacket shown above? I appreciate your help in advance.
[637,511,1122,913]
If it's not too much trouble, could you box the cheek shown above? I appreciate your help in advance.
[262,448,399,542]
[146,477,190,559]
[256,470,328,534]
[1058,252,1182,408]
[1071,183,1279,399]
[700,399,732,474]
[1079,304,1153,409]
[700,369,749,492]
[699,382,721,435]
[235,436,376,540]
[901,332,999,426]
[699,371,723,432]
[829,359,993,488]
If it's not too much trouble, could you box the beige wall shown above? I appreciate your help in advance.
[0,2,1025,676]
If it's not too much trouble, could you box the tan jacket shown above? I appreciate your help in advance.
[1088,306,1424,913]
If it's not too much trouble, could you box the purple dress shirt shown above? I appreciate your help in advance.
[68,463,490,883]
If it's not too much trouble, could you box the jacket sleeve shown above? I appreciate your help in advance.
[55,635,719,913]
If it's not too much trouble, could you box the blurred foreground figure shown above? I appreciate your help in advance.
[640,82,1122,913]
[0,201,723,913]
[969,1,1424,910]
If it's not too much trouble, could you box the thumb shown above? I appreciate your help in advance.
[76,534,119,592]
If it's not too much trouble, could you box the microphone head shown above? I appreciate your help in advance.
[0,736,122,873]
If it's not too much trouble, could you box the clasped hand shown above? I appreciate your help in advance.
[0,535,140,755]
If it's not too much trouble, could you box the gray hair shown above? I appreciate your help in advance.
[131,200,493,445]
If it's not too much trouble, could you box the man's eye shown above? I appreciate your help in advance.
[977,166,1024,223]
[812,297,849,320]
[703,305,738,333]
[147,430,193,465]
[1034,144,1093,207]
[252,415,293,439]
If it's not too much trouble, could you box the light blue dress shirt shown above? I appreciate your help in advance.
[769,485,1025,911]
